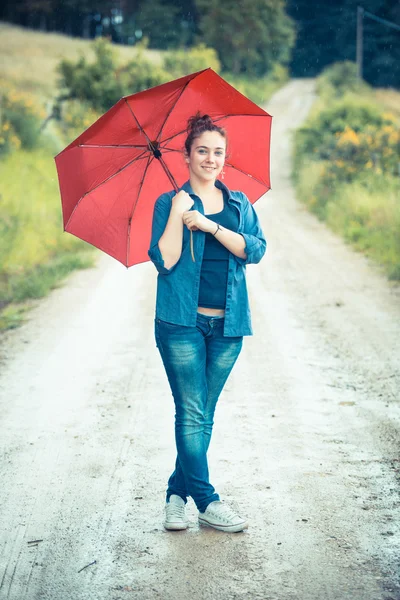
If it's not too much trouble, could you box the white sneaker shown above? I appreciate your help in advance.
[198,500,248,533]
[163,494,189,530]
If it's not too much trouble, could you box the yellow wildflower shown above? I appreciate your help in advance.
[335,159,346,167]
[337,126,360,146]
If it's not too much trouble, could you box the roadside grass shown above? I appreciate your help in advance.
[0,147,95,330]
[326,178,400,281]
[293,68,400,281]
[372,89,400,119]
[297,163,400,279]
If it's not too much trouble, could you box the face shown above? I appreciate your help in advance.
[186,131,226,182]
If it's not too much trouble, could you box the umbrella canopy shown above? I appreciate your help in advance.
[54,68,272,268]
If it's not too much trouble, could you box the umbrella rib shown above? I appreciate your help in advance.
[224,161,270,190]
[128,155,153,221]
[151,149,269,190]
[79,144,148,149]
[64,151,149,231]
[124,98,153,147]
[160,128,187,146]
[159,114,271,146]
[159,156,179,191]
[127,154,153,266]
[126,152,179,265]
[156,79,192,143]
[157,147,183,155]
[212,113,271,121]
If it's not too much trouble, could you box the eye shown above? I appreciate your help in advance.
[215,151,224,156]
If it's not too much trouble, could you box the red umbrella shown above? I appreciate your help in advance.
[54,68,272,268]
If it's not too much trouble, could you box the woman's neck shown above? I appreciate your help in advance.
[189,175,217,198]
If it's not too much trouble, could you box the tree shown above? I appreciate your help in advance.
[195,0,295,76]
[134,0,181,48]
[133,0,199,48]
[286,0,400,87]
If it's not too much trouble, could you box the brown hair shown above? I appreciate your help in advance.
[184,112,227,155]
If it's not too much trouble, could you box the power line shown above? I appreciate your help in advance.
[363,9,400,33]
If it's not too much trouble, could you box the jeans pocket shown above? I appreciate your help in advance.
[156,318,181,330]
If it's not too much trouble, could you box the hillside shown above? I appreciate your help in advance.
[1,21,399,114]
[0,21,162,100]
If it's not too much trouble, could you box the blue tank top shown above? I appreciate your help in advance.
[198,192,240,309]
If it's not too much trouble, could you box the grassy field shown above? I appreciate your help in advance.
[0,22,162,101]
[0,22,149,330]
[0,147,95,330]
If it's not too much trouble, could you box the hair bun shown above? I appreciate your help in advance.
[184,112,227,155]
[187,112,214,133]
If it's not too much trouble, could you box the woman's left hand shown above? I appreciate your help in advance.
[182,210,214,233]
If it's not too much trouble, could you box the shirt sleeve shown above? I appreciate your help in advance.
[235,192,267,265]
[148,192,178,275]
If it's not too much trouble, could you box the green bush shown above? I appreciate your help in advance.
[225,64,288,106]
[293,86,400,280]
[57,38,124,112]
[60,99,101,144]
[0,119,21,156]
[296,95,397,160]
[0,85,44,155]
[56,37,285,120]
[317,61,368,98]
[117,49,170,94]
[163,44,221,78]
[5,105,41,149]
[57,38,172,112]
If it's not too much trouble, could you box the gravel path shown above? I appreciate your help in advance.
[0,79,399,600]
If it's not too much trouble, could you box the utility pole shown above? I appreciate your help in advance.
[356,6,400,81]
[356,6,364,80]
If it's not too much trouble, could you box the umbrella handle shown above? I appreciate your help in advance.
[190,230,195,262]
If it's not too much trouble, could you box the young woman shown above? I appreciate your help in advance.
[148,113,266,533]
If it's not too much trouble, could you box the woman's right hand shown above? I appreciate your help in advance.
[171,190,194,214]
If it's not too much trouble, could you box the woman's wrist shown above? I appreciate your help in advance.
[202,220,223,235]
[171,205,186,217]
[212,223,221,236]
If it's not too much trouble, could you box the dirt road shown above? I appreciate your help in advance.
[1,79,399,600]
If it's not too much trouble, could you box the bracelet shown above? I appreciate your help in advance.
[213,224,221,236]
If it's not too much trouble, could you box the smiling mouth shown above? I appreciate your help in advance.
[202,166,216,171]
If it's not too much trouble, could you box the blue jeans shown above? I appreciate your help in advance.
[155,312,243,513]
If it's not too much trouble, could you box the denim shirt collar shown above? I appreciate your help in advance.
[180,179,241,212]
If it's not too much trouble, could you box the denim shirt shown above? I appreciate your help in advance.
[148,179,267,337]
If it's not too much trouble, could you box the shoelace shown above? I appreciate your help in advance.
[208,502,240,523]
[166,503,186,520]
